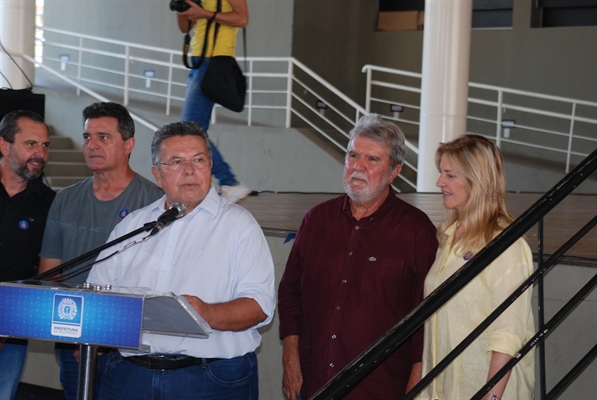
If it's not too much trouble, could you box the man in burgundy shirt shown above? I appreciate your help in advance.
[278,114,438,400]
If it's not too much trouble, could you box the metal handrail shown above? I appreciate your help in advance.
[32,27,417,190]
[402,215,597,400]
[545,344,597,400]
[311,148,597,399]
[362,64,597,174]
[22,54,158,133]
[30,27,596,186]
[472,273,597,400]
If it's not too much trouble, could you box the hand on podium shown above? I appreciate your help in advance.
[181,295,267,332]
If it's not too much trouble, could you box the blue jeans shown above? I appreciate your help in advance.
[98,351,259,400]
[181,56,238,187]
[57,348,78,400]
[0,341,27,400]
[57,347,108,400]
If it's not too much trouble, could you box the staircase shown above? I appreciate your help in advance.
[45,133,91,191]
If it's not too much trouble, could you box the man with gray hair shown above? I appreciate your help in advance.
[87,121,275,399]
[278,114,438,399]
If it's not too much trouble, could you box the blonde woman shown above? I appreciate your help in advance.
[418,135,535,400]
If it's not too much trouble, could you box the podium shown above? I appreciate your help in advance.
[0,281,211,399]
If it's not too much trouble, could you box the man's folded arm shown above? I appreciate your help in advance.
[182,295,266,331]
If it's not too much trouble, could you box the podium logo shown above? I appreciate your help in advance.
[51,294,84,338]
[58,298,78,320]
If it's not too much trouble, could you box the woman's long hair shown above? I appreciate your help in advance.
[435,134,514,254]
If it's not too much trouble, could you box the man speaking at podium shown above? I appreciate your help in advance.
[87,121,275,399]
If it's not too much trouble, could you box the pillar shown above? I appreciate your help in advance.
[0,0,36,89]
[417,0,473,192]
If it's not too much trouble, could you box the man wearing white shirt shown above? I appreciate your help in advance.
[87,121,275,399]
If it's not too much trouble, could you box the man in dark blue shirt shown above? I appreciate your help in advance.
[0,110,55,400]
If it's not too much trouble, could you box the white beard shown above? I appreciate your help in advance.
[343,170,390,205]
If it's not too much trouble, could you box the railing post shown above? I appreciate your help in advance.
[123,45,130,106]
[365,66,372,114]
[76,37,83,96]
[538,217,547,399]
[285,59,293,129]
[566,103,577,173]
[496,90,503,147]
[166,53,174,116]
[211,106,217,126]
[247,58,253,126]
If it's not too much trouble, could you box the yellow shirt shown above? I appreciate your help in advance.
[418,223,535,400]
[190,0,238,57]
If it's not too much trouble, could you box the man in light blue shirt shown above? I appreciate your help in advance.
[87,121,275,399]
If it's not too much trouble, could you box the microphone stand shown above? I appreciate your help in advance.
[25,221,157,400]
[30,222,157,281]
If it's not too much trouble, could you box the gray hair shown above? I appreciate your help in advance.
[151,121,212,166]
[348,114,406,167]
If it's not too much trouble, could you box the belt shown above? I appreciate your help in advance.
[124,354,223,371]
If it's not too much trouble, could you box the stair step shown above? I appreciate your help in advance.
[49,136,77,150]
[45,162,92,177]
[49,149,86,163]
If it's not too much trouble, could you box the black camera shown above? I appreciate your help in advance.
[169,0,200,13]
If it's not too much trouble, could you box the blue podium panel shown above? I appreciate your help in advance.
[0,283,143,348]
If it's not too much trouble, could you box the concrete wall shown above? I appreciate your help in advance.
[505,162,597,195]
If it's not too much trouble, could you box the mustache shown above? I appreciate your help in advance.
[348,171,368,182]
[28,157,47,167]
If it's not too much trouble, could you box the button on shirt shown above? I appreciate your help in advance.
[88,186,276,359]
[278,191,438,399]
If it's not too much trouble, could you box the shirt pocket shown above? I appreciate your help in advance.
[359,257,412,304]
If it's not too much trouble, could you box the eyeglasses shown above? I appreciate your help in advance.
[157,156,211,171]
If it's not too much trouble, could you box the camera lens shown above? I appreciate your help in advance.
[169,0,190,12]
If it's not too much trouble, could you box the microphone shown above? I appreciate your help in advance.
[149,202,186,236]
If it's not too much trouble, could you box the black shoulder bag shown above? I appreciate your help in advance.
[182,0,247,113]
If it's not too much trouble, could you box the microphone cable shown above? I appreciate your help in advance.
[0,35,34,89]
[0,70,13,89]
[51,229,159,283]
[49,205,185,283]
